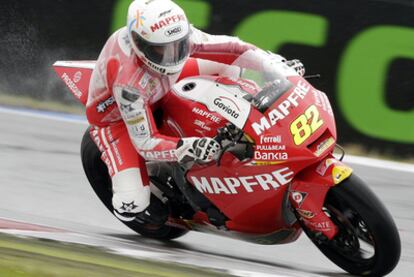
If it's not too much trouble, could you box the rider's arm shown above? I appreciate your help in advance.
[190,26,305,76]
[190,26,257,64]
[197,59,241,78]
[113,86,180,162]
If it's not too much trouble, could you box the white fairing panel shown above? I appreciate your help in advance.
[172,77,252,129]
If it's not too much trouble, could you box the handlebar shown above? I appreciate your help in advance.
[214,124,246,166]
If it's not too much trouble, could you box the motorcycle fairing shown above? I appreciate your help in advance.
[184,74,341,236]
[289,155,353,239]
[172,77,252,129]
[53,61,96,106]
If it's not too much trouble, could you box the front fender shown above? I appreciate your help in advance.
[289,155,353,239]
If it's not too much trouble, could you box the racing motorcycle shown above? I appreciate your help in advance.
[54,50,400,276]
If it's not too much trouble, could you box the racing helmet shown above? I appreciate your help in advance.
[127,0,191,75]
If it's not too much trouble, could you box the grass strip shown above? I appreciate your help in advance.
[0,233,230,277]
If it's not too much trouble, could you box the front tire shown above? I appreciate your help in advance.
[300,174,401,276]
[80,127,188,240]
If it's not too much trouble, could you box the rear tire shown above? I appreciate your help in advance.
[80,127,189,240]
[300,174,400,276]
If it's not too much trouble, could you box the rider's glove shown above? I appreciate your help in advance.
[285,59,305,76]
[264,51,305,77]
[176,137,221,163]
[112,185,150,222]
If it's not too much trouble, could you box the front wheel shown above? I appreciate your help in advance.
[80,127,189,240]
[300,174,400,276]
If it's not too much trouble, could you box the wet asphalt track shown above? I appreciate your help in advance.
[0,106,413,276]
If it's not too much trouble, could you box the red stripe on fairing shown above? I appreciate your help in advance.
[0,218,65,232]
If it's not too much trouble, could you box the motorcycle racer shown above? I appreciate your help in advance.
[86,0,304,224]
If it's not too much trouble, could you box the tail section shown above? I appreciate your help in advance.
[53,61,96,106]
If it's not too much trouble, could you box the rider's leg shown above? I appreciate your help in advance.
[89,122,167,224]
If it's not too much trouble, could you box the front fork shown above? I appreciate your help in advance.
[289,154,353,240]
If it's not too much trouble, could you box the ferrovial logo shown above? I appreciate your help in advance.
[190,167,293,195]
[213,96,240,119]
[252,80,310,135]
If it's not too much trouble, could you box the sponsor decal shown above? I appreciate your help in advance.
[132,123,149,138]
[73,71,82,83]
[297,209,315,219]
[316,158,336,176]
[259,135,282,144]
[291,191,307,207]
[190,167,294,195]
[159,9,172,18]
[213,96,240,119]
[165,26,182,37]
[120,103,134,113]
[194,119,211,131]
[97,96,115,113]
[120,201,138,212]
[236,79,258,92]
[139,149,176,160]
[255,144,286,151]
[332,164,353,185]
[254,135,287,161]
[139,72,151,89]
[135,10,146,29]
[192,107,221,123]
[126,115,145,125]
[147,79,158,92]
[112,140,124,166]
[306,221,332,232]
[174,78,252,129]
[61,73,82,98]
[312,89,333,116]
[314,137,335,157]
[122,90,139,102]
[254,151,288,161]
[252,80,310,135]
[150,14,186,32]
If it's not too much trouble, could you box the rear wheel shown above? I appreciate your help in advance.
[80,127,189,240]
[300,174,400,276]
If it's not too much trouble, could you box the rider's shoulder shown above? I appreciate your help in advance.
[102,27,134,59]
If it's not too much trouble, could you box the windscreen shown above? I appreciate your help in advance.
[223,50,296,113]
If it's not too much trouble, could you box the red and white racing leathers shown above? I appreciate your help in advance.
[86,26,256,213]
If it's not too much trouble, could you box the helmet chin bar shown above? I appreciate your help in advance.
[142,55,185,76]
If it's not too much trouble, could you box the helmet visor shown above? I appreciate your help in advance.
[131,31,190,66]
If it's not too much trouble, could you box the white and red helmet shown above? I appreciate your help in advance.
[127,0,191,75]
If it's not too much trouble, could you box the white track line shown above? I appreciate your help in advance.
[0,105,87,124]
[1,105,414,173]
